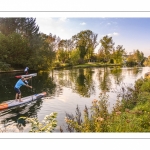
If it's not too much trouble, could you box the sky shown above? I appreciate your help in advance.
[35,17,150,57]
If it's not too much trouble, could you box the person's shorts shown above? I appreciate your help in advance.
[14,87,21,94]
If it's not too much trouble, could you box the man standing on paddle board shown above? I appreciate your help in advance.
[14,77,32,102]
[24,67,29,75]
[24,67,29,84]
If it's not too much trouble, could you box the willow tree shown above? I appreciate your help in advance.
[99,35,115,63]
[72,30,98,63]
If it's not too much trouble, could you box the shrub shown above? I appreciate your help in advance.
[0,61,11,71]
[17,112,57,132]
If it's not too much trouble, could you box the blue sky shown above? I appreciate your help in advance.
[36,18,150,57]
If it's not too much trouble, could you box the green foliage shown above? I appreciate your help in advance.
[70,49,80,65]
[65,94,109,132]
[0,61,11,71]
[140,79,150,92]
[0,18,146,71]
[54,61,61,68]
[126,50,144,67]
[18,112,57,132]
[65,77,150,132]
[112,45,126,64]
[72,30,98,61]
[144,56,150,66]
[99,35,115,63]
[0,18,39,36]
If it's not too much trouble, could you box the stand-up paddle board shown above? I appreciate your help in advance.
[15,73,37,78]
[0,92,46,110]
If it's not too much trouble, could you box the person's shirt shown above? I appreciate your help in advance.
[15,79,26,89]
[24,67,29,72]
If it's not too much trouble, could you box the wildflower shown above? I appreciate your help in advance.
[64,117,70,123]
[115,111,121,115]
[97,117,104,122]
[125,108,130,113]
[92,99,98,104]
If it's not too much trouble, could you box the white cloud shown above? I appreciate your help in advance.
[107,33,112,36]
[59,17,68,22]
[107,23,111,25]
[36,18,71,39]
[80,22,86,25]
[107,32,119,37]
[113,32,119,36]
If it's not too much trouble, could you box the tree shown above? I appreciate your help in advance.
[69,48,80,65]
[0,33,9,61]
[99,35,115,63]
[0,18,18,35]
[133,49,144,66]
[0,18,39,37]
[58,39,74,62]
[72,30,98,63]
[126,50,145,67]
[144,56,150,66]
[113,45,126,64]
[34,33,60,70]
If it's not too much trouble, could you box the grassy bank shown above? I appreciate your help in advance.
[73,62,121,68]
[53,62,122,69]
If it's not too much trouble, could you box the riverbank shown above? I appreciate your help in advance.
[53,62,122,69]
[0,63,122,72]
[0,69,36,73]
[0,69,23,73]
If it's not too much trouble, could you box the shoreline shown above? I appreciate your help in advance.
[0,70,23,73]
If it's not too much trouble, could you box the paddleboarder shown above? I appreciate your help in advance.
[24,67,29,75]
[14,76,32,102]
[24,67,29,84]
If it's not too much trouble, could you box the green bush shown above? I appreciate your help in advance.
[0,61,11,71]
[54,61,61,68]
[17,112,57,132]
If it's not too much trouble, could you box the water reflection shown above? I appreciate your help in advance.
[110,67,124,85]
[73,69,95,97]
[97,67,111,93]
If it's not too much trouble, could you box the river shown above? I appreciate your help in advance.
[0,66,149,132]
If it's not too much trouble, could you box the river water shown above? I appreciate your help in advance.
[0,66,149,132]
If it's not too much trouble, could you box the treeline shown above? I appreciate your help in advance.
[0,17,146,71]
